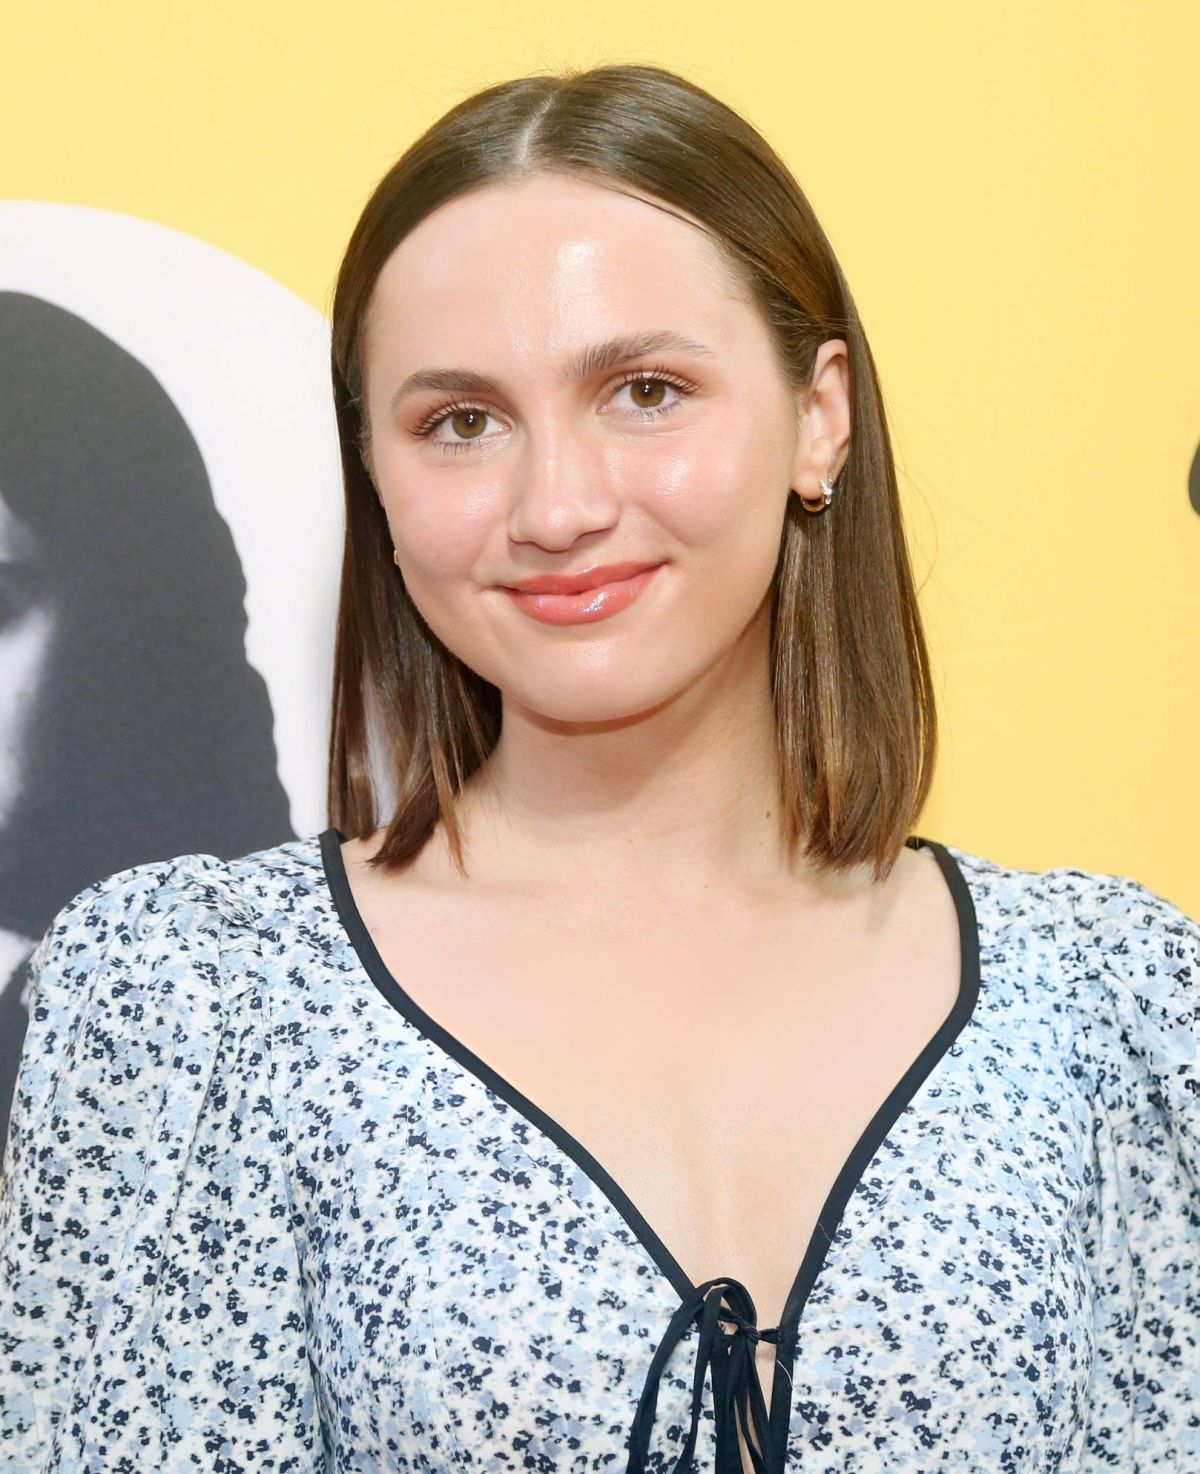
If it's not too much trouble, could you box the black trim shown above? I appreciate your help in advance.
[318,826,982,1474]
[764,834,982,1470]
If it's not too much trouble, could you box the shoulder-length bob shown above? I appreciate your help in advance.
[327,62,937,886]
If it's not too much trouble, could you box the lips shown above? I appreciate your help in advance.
[503,560,663,595]
[502,562,663,625]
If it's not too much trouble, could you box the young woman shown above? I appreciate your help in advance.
[1,62,1195,1474]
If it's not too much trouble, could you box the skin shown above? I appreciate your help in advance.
[352,175,957,1458]
[358,170,888,917]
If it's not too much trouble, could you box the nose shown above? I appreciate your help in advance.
[503,415,623,551]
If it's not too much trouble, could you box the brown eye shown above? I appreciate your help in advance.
[447,409,488,439]
[611,371,693,419]
[412,399,498,448]
[630,378,668,409]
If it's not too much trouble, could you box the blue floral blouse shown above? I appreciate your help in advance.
[0,828,1196,1472]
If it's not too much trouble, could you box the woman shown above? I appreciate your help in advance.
[1,63,1195,1474]
[0,291,293,1167]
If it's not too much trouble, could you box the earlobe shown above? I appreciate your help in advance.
[791,431,844,515]
[794,472,839,515]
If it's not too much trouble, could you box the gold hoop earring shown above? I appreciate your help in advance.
[798,475,838,515]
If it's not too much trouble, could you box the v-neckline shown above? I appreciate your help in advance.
[316,825,982,1460]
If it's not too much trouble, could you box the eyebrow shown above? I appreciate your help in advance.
[388,329,719,415]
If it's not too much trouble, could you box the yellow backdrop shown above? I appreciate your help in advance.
[3,0,1196,909]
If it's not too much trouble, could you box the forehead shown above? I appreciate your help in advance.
[364,174,749,367]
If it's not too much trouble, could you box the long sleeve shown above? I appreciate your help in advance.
[0,852,325,1473]
[1056,867,1200,1466]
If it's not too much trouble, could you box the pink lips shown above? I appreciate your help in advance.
[502,562,664,625]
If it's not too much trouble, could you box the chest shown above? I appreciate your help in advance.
[346,852,963,1341]
[337,846,965,1474]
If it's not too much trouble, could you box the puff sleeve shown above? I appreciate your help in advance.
[0,853,324,1472]
[1056,868,1200,1466]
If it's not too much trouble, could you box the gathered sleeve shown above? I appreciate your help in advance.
[0,853,324,1472]
[1056,867,1200,1466]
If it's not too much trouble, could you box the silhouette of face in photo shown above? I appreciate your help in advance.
[0,495,52,843]
[0,291,292,1158]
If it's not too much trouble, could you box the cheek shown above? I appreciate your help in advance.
[384,486,493,581]
[634,417,787,548]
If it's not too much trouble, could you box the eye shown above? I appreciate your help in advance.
[410,368,697,455]
[607,370,694,419]
[412,402,497,455]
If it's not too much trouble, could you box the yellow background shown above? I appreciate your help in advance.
[4,1,1196,910]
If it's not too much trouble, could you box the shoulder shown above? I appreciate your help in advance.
[1037,862,1197,1099]
[26,831,327,1016]
[15,833,327,1143]
[932,836,1195,974]
[1018,856,1197,1030]
[30,847,252,984]
[941,839,1197,1104]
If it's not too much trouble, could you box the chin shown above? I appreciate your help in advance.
[501,670,693,729]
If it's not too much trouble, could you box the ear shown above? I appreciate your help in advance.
[790,338,851,501]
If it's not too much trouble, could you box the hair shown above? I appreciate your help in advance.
[327,61,937,886]
[0,291,293,937]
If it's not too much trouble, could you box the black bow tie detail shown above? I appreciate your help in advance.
[625,1276,781,1474]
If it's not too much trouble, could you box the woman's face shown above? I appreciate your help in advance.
[362,172,845,725]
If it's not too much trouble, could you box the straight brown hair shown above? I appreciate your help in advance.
[327,62,937,885]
